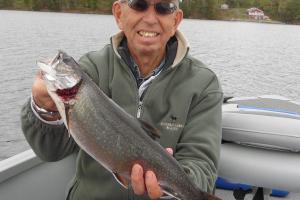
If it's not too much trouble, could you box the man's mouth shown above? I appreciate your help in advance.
[138,31,159,38]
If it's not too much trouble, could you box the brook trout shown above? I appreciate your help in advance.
[38,51,221,200]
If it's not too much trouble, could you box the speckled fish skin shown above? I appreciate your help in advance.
[40,51,221,200]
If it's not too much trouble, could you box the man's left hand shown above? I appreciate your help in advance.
[131,164,163,199]
[131,148,173,199]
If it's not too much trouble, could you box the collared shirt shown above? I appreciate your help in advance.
[130,55,166,88]
[131,56,166,99]
[117,36,178,99]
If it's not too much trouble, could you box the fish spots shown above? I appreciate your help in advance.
[116,135,121,147]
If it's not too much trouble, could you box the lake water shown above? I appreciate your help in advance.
[0,10,300,160]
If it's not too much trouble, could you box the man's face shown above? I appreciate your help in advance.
[113,0,183,56]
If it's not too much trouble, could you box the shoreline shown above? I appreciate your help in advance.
[223,18,284,25]
[1,8,299,25]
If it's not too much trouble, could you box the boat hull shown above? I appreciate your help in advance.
[0,150,76,200]
[222,95,300,152]
[219,143,300,192]
[220,95,300,192]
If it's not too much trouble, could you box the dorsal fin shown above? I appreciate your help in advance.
[139,120,160,140]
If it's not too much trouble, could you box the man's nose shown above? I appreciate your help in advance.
[142,5,159,24]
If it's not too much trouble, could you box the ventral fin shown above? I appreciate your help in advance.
[112,172,128,189]
[139,120,160,140]
[60,103,70,132]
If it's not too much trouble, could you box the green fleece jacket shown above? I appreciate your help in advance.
[21,31,223,200]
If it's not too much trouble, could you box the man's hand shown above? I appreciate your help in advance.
[131,148,173,199]
[32,71,57,112]
[31,71,60,121]
[131,164,162,199]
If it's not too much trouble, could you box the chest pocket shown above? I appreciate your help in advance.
[157,114,186,150]
[141,92,191,151]
[140,105,188,150]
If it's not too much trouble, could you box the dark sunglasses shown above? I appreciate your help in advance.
[121,0,177,15]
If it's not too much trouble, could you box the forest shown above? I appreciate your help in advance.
[0,0,299,23]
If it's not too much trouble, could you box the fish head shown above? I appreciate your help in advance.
[37,50,82,128]
[37,50,82,94]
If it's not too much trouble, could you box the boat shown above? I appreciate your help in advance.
[0,150,76,200]
[218,95,300,199]
[222,95,300,152]
[1,95,299,200]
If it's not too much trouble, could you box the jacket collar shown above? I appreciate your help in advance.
[111,30,190,68]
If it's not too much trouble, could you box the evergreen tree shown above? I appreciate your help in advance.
[32,0,41,10]
[206,0,218,19]
[24,0,31,8]
[280,0,300,23]
[48,0,61,11]
[0,0,14,8]
[225,0,237,7]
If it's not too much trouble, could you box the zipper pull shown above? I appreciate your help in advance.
[137,101,143,119]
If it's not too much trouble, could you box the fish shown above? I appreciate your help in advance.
[37,50,222,200]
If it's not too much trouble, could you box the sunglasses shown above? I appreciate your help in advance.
[121,0,178,15]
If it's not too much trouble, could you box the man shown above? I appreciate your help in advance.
[21,0,223,199]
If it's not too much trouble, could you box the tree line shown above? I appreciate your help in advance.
[0,0,115,12]
[0,0,299,23]
[181,0,300,23]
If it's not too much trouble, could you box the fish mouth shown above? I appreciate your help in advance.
[56,80,82,102]
[37,51,81,91]
[37,51,63,82]
[38,51,62,78]
[37,59,58,91]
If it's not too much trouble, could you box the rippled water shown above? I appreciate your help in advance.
[0,10,300,160]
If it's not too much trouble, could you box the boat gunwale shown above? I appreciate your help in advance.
[0,149,42,183]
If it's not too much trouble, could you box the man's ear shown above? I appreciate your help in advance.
[171,9,183,35]
[112,1,124,30]
[174,9,183,29]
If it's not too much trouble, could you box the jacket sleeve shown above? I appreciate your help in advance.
[21,99,78,161]
[174,76,223,193]
[20,53,100,162]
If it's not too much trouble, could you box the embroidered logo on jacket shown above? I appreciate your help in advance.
[160,116,184,131]
[160,122,184,131]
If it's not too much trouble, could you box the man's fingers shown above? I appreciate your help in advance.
[166,148,173,155]
[145,171,163,199]
[131,165,163,199]
[32,70,58,111]
[131,164,145,195]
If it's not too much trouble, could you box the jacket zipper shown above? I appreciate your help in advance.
[121,64,143,119]
[118,60,142,119]
[119,58,178,120]
[137,101,143,119]
[136,67,174,119]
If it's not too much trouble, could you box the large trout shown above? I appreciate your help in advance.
[38,51,221,200]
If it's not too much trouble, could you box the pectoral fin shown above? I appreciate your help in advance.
[139,120,160,140]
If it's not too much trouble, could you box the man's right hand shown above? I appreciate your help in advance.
[32,71,59,120]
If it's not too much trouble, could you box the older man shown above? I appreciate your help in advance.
[21,0,223,199]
